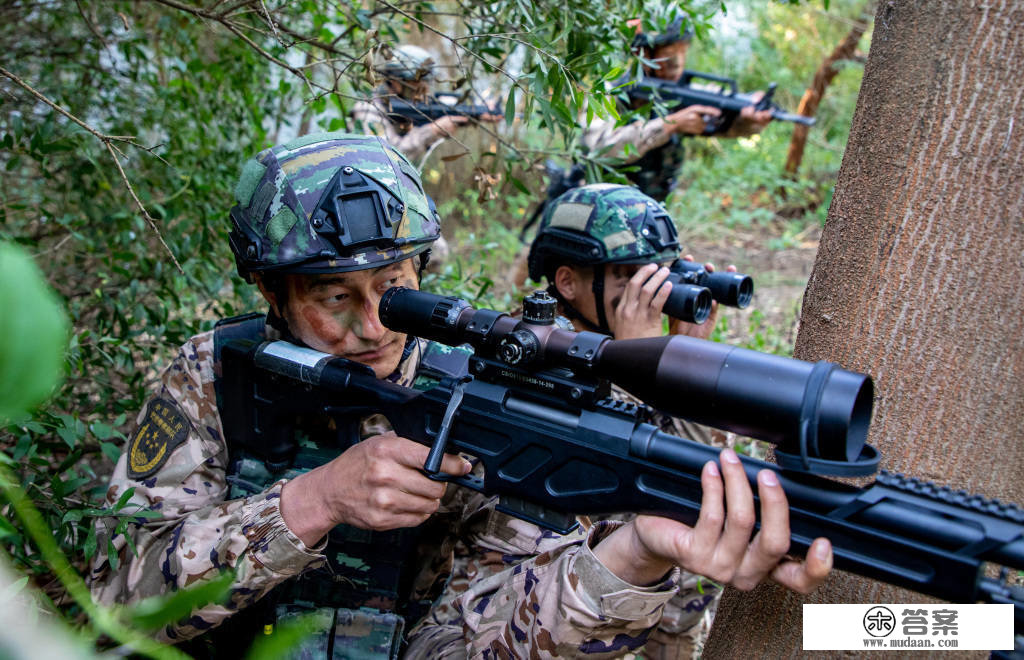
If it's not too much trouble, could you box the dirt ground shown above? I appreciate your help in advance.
[690,224,822,350]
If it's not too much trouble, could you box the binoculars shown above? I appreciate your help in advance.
[660,259,754,324]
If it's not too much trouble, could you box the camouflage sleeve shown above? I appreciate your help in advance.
[351,98,443,163]
[581,115,675,163]
[407,481,681,658]
[87,332,325,643]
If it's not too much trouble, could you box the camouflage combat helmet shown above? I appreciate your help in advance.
[528,183,680,282]
[631,9,695,51]
[527,184,681,333]
[228,131,441,280]
[377,44,436,82]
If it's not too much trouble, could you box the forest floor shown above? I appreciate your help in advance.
[688,222,821,351]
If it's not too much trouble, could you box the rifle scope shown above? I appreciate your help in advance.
[380,287,875,473]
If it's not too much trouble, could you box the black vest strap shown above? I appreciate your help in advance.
[213,312,267,415]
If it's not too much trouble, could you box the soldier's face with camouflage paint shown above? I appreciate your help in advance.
[266,259,419,378]
[646,41,689,82]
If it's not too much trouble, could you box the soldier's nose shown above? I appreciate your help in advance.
[358,300,387,340]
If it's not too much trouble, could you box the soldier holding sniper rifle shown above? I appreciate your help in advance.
[231,284,1024,625]
[89,132,833,658]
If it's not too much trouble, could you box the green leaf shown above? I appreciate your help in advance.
[90,420,115,440]
[0,246,69,423]
[0,576,29,602]
[0,514,21,541]
[504,88,516,127]
[83,523,97,559]
[129,569,235,631]
[245,610,333,660]
[113,486,136,512]
[508,176,529,195]
[101,441,122,462]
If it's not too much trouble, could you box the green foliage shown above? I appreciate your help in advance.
[0,242,69,422]
[128,570,235,632]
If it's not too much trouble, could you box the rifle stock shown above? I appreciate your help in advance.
[219,288,1024,630]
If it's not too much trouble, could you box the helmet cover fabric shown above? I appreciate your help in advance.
[229,131,440,277]
[527,184,681,282]
[378,45,436,82]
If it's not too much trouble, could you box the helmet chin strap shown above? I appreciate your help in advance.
[590,264,613,335]
[544,265,614,335]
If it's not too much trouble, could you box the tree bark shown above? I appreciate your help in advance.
[705,2,1024,658]
[784,9,872,175]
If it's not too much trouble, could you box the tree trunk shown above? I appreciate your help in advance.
[705,2,1024,658]
[784,9,872,175]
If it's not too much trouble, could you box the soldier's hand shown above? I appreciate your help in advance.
[280,432,471,545]
[612,263,672,341]
[593,448,833,593]
[725,92,773,137]
[432,115,470,136]
[665,104,720,135]
[667,255,738,341]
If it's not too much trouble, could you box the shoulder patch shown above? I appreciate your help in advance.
[127,398,192,479]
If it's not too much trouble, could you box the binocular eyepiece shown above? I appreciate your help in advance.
[660,259,755,324]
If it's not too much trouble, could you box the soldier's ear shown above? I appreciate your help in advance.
[253,273,283,317]
[554,265,581,304]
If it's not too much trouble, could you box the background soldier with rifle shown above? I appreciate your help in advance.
[352,44,500,267]
[87,132,834,658]
[351,44,501,166]
[582,10,776,202]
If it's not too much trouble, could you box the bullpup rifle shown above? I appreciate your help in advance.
[624,70,815,136]
[220,288,1024,628]
[386,93,501,127]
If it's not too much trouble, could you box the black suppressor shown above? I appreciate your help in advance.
[669,259,754,309]
[379,287,873,468]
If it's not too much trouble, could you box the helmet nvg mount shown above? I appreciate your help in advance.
[228,131,441,281]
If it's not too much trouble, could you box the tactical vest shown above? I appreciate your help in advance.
[202,313,471,659]
[622,134,686,203]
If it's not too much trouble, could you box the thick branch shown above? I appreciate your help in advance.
[784,15,872,175]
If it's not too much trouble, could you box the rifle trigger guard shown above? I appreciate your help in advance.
[422,376,471,482]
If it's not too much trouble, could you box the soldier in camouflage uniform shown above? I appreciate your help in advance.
[528,183,740,659]
[352,45,499,166]
[89,132,833,658]
[582,11,773,201]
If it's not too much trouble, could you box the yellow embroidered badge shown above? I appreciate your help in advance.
[127,398,190,479]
